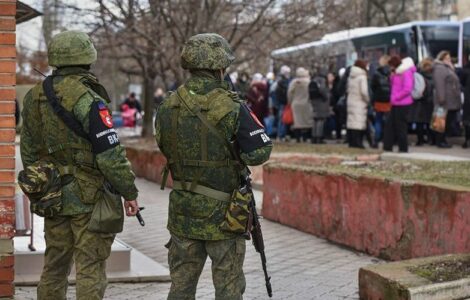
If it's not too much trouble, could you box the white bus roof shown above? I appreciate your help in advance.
[271,20,459,57]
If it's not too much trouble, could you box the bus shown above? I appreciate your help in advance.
[271,21,459,74]
[459,18,470,67]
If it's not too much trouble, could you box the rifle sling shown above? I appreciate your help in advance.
[43,76,89,141]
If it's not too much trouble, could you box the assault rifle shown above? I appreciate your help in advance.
[241,171,273,298]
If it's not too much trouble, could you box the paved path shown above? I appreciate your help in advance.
[15,177,380,300]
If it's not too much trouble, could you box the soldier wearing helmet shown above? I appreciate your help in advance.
[155,33,272,299]
[20,30,140,300]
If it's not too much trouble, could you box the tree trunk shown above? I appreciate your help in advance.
[141,75,156,138]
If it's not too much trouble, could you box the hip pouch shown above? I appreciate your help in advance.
[88,183,124,234]
[220,188,252,234]
[18,160,63,218]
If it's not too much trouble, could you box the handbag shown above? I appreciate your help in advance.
[87,183,124,233]
[430,106,447,133]
[281,104,294,125]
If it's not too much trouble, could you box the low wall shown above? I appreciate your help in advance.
[124,145,265,188]
[125,147,173,188]
[262,163,470,260]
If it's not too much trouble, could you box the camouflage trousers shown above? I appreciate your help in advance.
[167,234,246,300]
[37,213,115,300]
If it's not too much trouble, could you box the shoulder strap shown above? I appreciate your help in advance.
[42,76,89,140]
[175,89,241,164]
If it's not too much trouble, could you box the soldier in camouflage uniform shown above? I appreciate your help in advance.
[20,31,139,300]
[155,33,272,300]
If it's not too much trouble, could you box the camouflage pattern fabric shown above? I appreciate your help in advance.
[220,189,252,234]
[167,234,246,300]
[20,31,138,300]
[155,71,271,241]
[17,160,62,217]
[181,33,235,70]
[21,66,138,216]
[156,33,271,300]
[37,213,115,300]
[48,31,97,67]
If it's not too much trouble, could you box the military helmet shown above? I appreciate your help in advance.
[181,33,235,70]
[48,30,97,67]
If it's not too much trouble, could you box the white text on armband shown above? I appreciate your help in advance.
[96,128,117,138]
[249,129,264,136]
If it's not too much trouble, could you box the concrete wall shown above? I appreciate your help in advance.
[262,163,470,261]
[125,147,173,188]
[0,0,17,297]
[124,145,265,189]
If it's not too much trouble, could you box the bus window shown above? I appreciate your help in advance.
[388,46,401,57]
[462,21,470,65]
[421,25,459,59]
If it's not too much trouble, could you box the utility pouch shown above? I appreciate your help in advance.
[18,160,63,218]
[220,188,252,234]
[87,183,124,234]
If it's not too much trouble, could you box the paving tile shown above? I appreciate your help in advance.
[15,177,379,300]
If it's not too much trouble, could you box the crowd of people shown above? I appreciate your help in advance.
[234,50,470,152]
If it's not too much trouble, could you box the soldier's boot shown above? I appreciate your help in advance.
[37,216,74,300]
[207,237,246,300]
[167,235,207,300]
[73,214,115,300]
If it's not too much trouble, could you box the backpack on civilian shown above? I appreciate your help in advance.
[412,72,426,100]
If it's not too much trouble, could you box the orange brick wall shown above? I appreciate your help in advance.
[0,0,16,298]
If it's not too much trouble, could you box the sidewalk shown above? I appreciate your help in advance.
[15,177,380,300]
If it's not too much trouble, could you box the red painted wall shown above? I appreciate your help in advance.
[125,147,173,188]
[0,0,16,297]
[124,146,266,188]
[262,164,470,260]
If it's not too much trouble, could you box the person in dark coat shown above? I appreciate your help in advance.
[309,69,331,143]
[370,55,391,145]
[235,71,250,100]
[246,73,269,122]
[433,50,461,148]
[121,92,142,113]
[336,66,351,142]
[330,71,343,139]
[411,58,434,146]
[275,65,291,140]
[461,57,470,148]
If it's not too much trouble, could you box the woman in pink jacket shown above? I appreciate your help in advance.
[383,56,416,152]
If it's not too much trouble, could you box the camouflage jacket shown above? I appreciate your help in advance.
[155,71,272,240]
[21,67,138,216]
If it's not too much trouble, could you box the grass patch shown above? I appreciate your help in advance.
[409,258,470,283]
[269,160,470,190]
[271,142,382,156]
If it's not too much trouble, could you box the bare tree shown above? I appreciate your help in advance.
[42,0,63,48]
[60,0,352,137]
